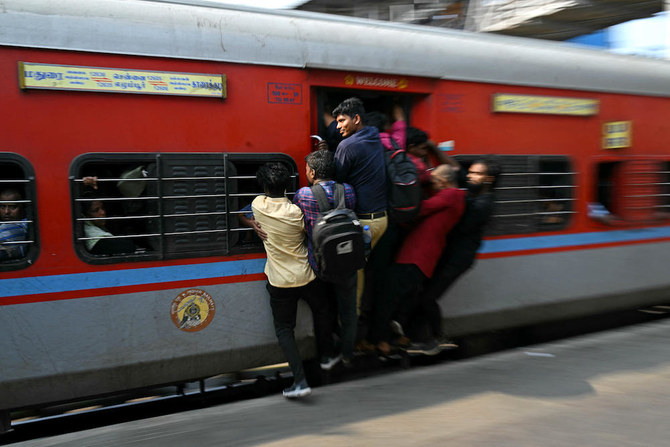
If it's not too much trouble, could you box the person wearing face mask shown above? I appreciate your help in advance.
[391,155,502,353]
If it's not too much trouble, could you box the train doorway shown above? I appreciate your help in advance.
[313,88,420,151]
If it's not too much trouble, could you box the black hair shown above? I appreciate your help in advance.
[80,190,102,216]
[305,150,335,180]
[256,162,290,196]
[0,187,23,200]
[474,155,502,188]
[332,97,366,124]
[365,111,388,133]
[406,127,428,147]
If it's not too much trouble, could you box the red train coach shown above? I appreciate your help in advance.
[1,0,669,427]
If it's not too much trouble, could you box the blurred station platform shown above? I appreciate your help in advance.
[11,317,670,446]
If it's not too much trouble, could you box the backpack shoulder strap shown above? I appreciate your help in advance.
[310,184,332,213]
[389,136,401,151]
[332,183,346,210]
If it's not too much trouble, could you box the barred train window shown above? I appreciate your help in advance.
[0,153,38,271]
[454,155,576,236]
[593,159,670,223]
[70,153,297,264]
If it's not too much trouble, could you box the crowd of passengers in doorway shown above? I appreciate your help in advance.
[242,97,501,399]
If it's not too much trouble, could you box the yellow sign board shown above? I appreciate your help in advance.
[492,94,599,116]
[19,62,226,98]
[603,121,632,149]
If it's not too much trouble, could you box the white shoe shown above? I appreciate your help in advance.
[283,381,312,399]
[320,354,343,371]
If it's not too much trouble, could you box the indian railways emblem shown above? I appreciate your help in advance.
[170,289,216,332]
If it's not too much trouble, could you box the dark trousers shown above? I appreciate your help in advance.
[418,260,471,339]
[267,279,333,384]
[362,221,405,343]
[330,273,358,359]
[388,263,427,337]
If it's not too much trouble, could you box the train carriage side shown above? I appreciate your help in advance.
[1,0,670,422]
[422,80,670,336]
[0,8,326,417]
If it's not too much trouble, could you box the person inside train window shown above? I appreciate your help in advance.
[372,165,465,354]
[293,149,357,368]
[0,187,28,261]
[252,162,336,399]
[332,97,388,331]
[397,156,501,354]
[237,203,256,229]
[541,192,566,225]
[81,164,157,251]
[237,202,267,248]
[83,164,152,215]
[81,192,138,256]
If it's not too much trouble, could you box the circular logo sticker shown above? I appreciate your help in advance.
[171,289,216,332]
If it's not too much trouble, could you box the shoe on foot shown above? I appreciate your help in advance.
[355,339,376,354]
[438,337,458,350]
[393,335,411,348]
[406,338,441,356]
[320,354,343,371]
[390,320,405,336]
[283,380,312,399]
[377,341,392,356]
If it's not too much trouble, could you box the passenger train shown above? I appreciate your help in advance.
[1,0,670,428]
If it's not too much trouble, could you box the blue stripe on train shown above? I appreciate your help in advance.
[4,225,670,298]
[480,225,670,254]
[0,258,267,298]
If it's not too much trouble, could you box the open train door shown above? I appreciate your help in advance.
[312,88,420,152]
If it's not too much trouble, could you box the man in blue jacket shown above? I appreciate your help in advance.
[332,97,389,354]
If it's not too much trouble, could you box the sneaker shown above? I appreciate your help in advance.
[320,354,343,371]
[376,341,392,356]
[392,335,411,348]
[438,337,459,350]
[390,320,405,336]
[355,339,376,354]
[283,380,312,399]
[406,338,441,356]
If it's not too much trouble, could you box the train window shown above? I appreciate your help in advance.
[659,162,670,218]
[70,153,298,264]
[591,160,669,224]
[454,155,576,236]
[0,153,39,271]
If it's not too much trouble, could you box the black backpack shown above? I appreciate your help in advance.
[386,139,421,223]
[310,183,366,282]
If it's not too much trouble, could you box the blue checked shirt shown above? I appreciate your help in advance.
[0,220,28,260]
[293,180,356,271]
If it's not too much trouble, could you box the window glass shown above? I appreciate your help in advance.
[0,154,38,271]
[71,153,297,264]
